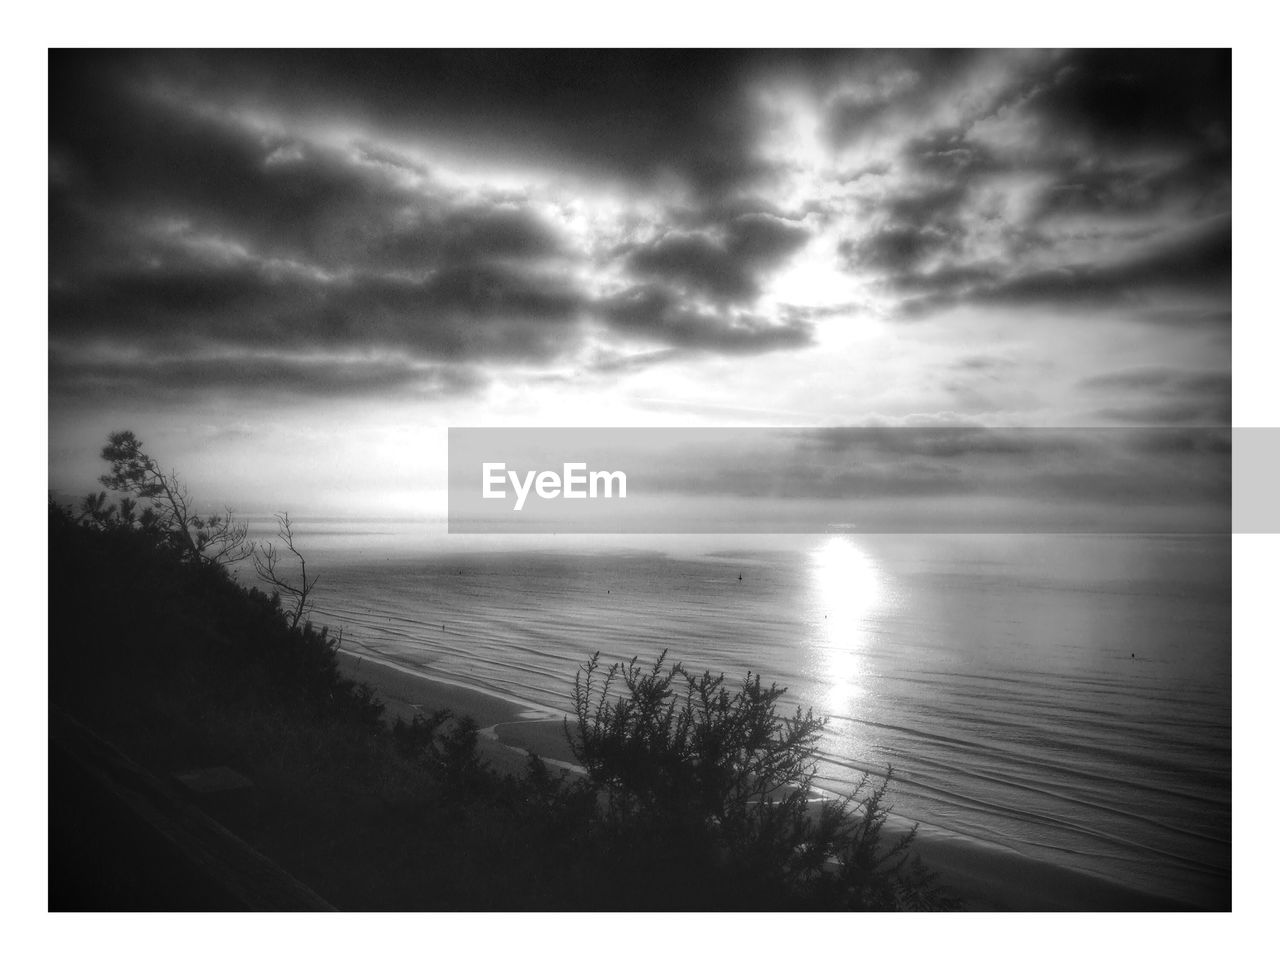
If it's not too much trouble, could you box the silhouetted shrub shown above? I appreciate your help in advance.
[567,650,953,909]
[394,710,493,796]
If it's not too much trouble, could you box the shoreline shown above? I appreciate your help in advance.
[337,649,1212,912]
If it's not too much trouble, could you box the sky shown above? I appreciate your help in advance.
[47,50,1231,518]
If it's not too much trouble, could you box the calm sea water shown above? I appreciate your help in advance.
[280,525,1230,907]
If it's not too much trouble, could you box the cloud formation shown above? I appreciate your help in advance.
[1078,366,1232,424]
[827,50,1229,328]
[49,50,1229,421]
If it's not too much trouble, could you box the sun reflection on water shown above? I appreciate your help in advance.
[809,537,884,716]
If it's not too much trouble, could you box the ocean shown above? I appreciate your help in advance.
[283,524,1230,908]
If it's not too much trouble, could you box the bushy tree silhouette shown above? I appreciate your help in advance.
[566,651,953,908]
[95,430,251,566]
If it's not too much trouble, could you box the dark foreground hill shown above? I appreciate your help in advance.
[48,500,950,910]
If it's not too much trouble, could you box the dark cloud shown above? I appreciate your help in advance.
[1093,401,1232,426]
[598,284,814,354]
[1079,367,1230,394]
[1034,155,1230,221]
[1079,366,1231,425]
[623,213,810,303]
[847,224,956,273]
[1130,307,1233,329]
[586,349,683,374]
[48,79,570,283]
[839,181,976,286]
[778,302,862,323]
[50,50,838,404]
[904,129,1002,178]
[825,50,1231,325]
[51,247,588,363]
[52,50,780,197]
[978,220,1229,307]
[887,264,998,298]
[894,218,1229,318]
[952,354,1017,373]
[48,66,590,365]
[49,349,485,404]
[822,50,988,147]
[1028,50,1230,155]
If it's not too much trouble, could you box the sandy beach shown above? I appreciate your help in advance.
[337,649,1207,912]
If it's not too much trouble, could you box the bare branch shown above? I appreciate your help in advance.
[252,512,318,629]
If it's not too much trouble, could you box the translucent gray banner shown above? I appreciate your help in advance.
[448,427,1251,534]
